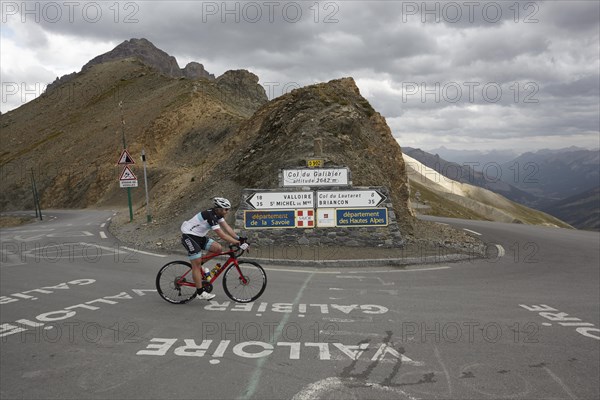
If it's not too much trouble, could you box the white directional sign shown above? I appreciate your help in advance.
[282,168,349,187]
[317,190,386,208]
[247,191,314,210]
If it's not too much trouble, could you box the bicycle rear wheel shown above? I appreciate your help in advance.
[156,261,197,304]
[222,261,267,303]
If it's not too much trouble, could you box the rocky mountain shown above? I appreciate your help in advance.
[46,38,214,92]
[403,154,572,228]
[0,50,267,212]
[135,77,415,237]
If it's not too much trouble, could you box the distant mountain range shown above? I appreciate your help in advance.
[404,146,600,231]
[426,146,519,165]
[402,153,571,228]
[542,186,600,231]
[500,148,599,202]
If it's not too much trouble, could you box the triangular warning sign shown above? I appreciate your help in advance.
[117,149,135,165]
[119,165,137,181]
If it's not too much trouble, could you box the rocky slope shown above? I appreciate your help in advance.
[0,58,267,212]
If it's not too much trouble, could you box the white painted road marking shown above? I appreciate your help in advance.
[136,339,423,366]
[264,266,451,274]
[495,244,505,257]
[463,228,482,236]
[120,246,166,258]
[520,304,600,340]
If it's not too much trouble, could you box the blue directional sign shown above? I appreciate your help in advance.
[244,210,296,229]
[336,208,388,227]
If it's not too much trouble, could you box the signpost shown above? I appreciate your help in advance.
[237,141,399,246]
[242,188,390,229]
[316,208,336,228]
[335,208,388,227]
[119,165,138,188]
[247,192,314,210]
[282,168,350,187]
[117,149,135,165]
[316,189,386,208]
[141,149,152,223]
[244,210,296,229]
[307,159,324,168]
[117,102,134,222]
[296,209,315,227]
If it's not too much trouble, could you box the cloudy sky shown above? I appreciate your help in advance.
[1,0,599,153]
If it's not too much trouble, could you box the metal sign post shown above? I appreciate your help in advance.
[118,101,134,222]
[142,149,152,223]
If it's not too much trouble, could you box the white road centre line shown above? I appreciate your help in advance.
[463,228,482,236]
[543,367,578,400]
[100,223,106,228]
[241,273,314,399]
[120,246,167,258]
[100,231,108,239]
[264,266,451,274]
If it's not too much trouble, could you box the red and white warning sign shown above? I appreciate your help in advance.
[296,209,314,228]
[119,165,138,188]
[117,149,135,165]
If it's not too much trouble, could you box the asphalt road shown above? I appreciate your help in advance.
[1,210,599,400]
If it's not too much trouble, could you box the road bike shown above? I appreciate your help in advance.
[156,245,266,304]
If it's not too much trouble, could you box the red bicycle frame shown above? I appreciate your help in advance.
[176,248,247,287]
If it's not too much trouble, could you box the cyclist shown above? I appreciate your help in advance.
[181,197,248,300]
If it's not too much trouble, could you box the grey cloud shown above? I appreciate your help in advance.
[2,0,598,152]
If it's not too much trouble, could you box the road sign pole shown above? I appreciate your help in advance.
[127,187,133,221]
[142,149,152,223]
[30,169,42,220]
[119,101,134,222]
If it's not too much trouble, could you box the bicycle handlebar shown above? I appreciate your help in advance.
[229,244,248,258]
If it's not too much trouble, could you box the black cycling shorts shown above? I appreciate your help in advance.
[181,234,214,260]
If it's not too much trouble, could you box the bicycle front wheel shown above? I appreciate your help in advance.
[222,261,267,303]
[156,261,197,304]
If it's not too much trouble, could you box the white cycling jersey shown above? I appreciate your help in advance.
[181,209,224,237]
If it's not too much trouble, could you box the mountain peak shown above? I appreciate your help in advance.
[82,38,214,79]
[46,38,214,92]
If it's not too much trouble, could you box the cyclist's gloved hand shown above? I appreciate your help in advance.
[239,236,248,244]
[240,243,250,250]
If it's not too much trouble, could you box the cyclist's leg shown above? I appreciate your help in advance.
[204,239,222,260]
[190,257,205,289]
[182,234,207,289]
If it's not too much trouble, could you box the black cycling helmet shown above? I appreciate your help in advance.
[213,197,231,209]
